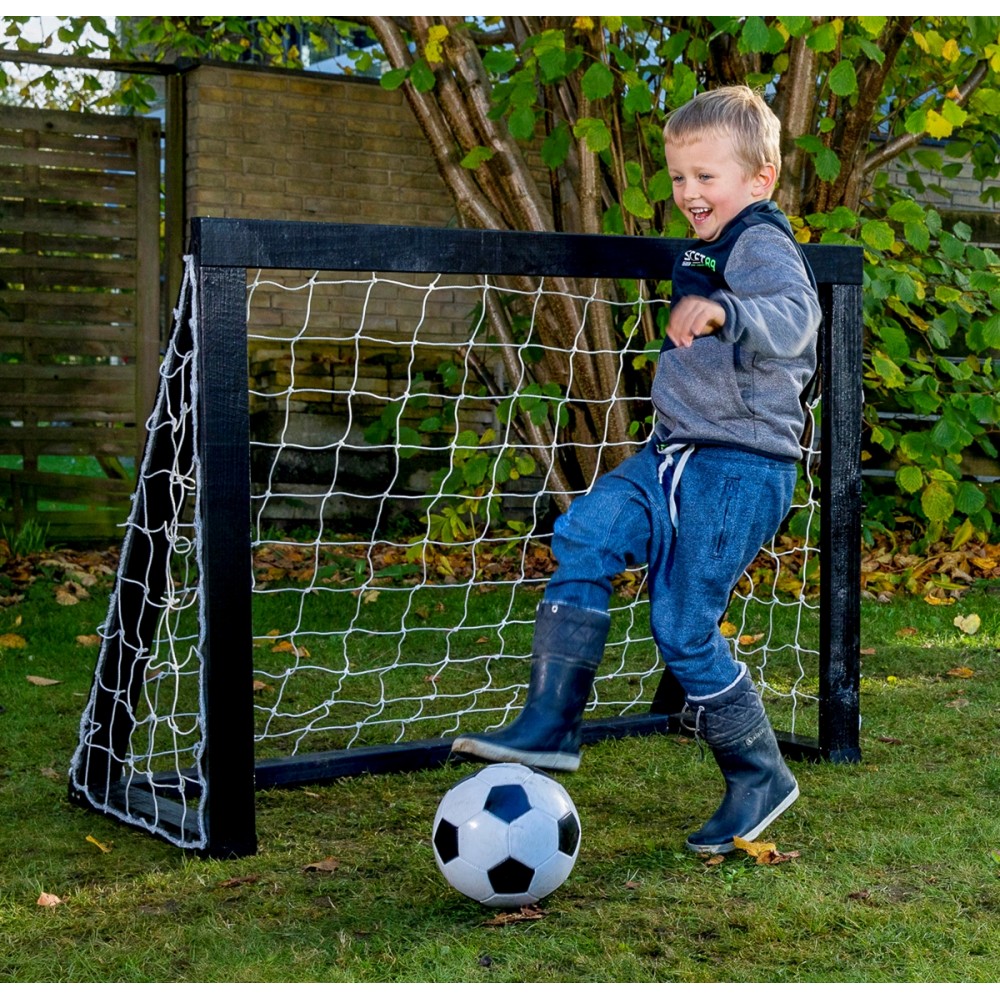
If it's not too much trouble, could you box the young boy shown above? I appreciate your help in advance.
[453,86,821,855]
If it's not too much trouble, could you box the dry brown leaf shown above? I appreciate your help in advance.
[946,666,975,679]
[76,634,102,647]
[483,905,545,926]
[86,834,112,854]
[271,640,309,657]
[40,766,62,780]
[475,636,490,644]
[55,589,79,606]
[37,892,64,907]
[27,675,61,686]
[877,735,903,745]
[218,874,260,888]
[0,633,27,649]
[860,647,876,656]
[895,626,919,637]
[252,679,272,692]
[303,857,341,873]
[733,836,800,865]
[923,594,956,606]
[947,697,970,709]
[737,633,765,646]
[953,613,981,635]
[703,854,725,866]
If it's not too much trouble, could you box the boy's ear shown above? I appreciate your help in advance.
[752,163,778,196]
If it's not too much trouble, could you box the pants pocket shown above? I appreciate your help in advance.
[713,476,741,559]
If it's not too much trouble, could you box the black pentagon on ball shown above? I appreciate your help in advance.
[483,783,531,823]
[488,857,535,894]
[558,812,581,856]
[433,818,460,864]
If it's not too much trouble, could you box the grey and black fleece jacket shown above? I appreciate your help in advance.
[651,200,821,461]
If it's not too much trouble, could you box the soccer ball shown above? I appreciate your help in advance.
[432,762,581,908]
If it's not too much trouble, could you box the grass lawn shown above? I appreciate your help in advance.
[1,568,998,983]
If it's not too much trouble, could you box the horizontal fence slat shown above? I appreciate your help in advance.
[0,104,160,141]
[0,203,139,236]
[0,232,136,257]
[0,323,137,343]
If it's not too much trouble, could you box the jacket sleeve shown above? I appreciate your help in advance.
[711,225,821,360]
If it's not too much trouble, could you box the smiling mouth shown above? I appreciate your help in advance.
[690,207,711,223]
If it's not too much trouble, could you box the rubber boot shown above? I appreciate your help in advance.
[685,671,799,854]
[451,602,610,772]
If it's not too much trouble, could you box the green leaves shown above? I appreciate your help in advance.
[795,136,842,183]
[581,61,614,100]
[861,220,896,251]
[828,60,858,96]
[573,117,612,153]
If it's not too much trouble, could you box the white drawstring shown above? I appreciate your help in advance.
[656,442,695,529]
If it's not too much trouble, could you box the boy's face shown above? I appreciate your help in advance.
[664,132,776,243]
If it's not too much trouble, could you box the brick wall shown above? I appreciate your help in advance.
[184,63,456,228]
[182,64,506,520]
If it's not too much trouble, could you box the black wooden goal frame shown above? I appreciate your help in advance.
[70,219,863,858]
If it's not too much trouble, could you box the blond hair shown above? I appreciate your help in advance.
[662,85,782,180]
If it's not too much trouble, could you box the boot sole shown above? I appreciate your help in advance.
[451,736,580,772]
[685,782,800,855]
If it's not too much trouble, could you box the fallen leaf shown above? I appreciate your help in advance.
[895,626,919,637]
[252,679,272,692]
[923,594,956,606]
[847,889,871,901]
[719,621,738,638]
[876,735,903,745]
[860,647,876,656]
[733,836,800,865]
[946,666,975,679]
[483,905,546,926]
[624,879,641,889]
[40,766,62,780]
[218,874,260,888]
[953,613,981,635]
[303,857,341,873]
[423,673,441,683]
[475,636,490,644]
[704,854,725,867]
[947,697,970,709]
[27,675,61,686]
[0,633,27,649]
[737,633,765,647]
[55,589,79,606]
[271,640,309,657]
[86,834,112,854]
[37,892,63,907]
[76,634,102,647]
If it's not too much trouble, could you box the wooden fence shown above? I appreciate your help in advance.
[0,105,160,541]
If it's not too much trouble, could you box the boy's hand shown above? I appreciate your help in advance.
[666,295,726,348]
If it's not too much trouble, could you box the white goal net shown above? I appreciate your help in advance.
[71,232,829,854]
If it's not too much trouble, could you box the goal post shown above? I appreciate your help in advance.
[69,219,863,858]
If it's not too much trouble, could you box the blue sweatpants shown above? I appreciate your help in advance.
[543,440,796,699]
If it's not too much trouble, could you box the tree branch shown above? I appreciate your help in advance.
[863,58,990,176]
